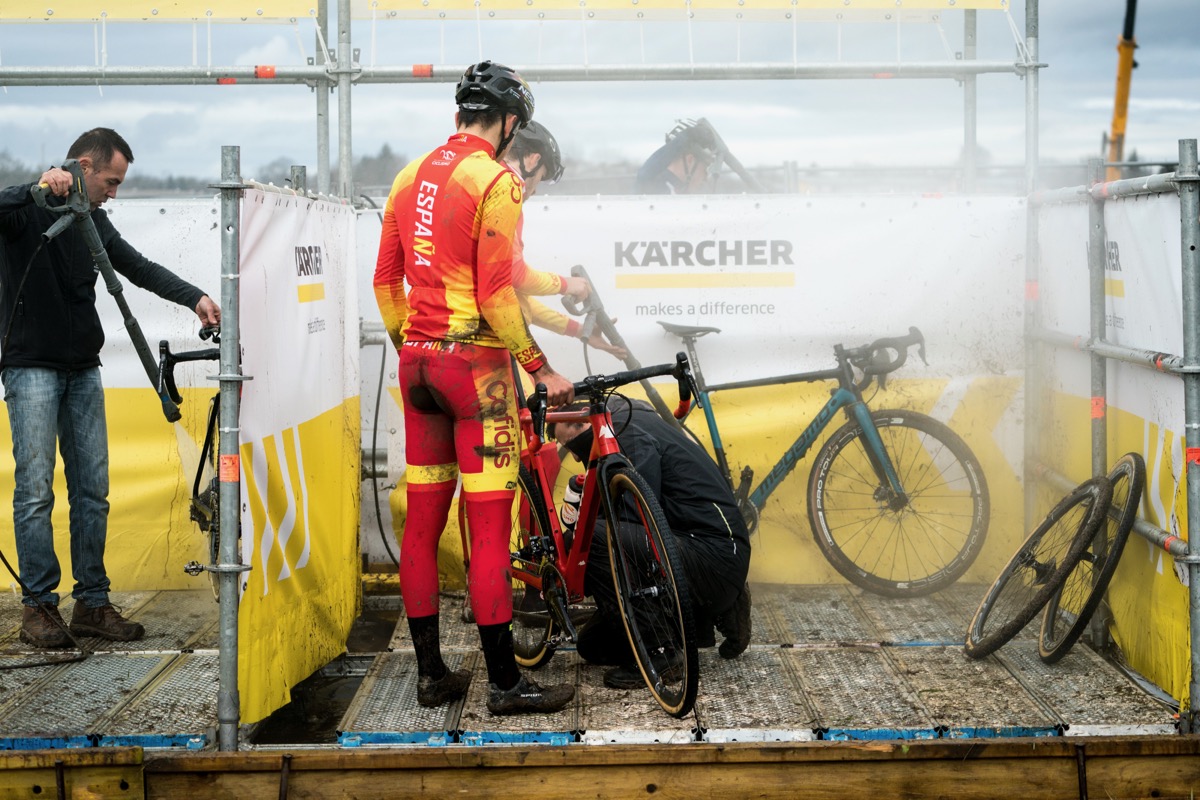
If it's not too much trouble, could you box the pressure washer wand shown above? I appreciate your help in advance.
[31,160,182,422]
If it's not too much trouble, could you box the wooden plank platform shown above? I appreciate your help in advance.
[0,583,1193,798]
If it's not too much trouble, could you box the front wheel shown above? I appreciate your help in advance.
[505,465,557,669]
[808,409,990,597]
[1039,454,1143,663]
[605,466,699,718]
[964,477,1111,660]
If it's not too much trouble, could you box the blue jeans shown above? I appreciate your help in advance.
[2,366,111,608]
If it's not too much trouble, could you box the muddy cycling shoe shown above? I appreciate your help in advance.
[20,605,71,649]
[69,603,145,642]
[486,674,574,716]
[716,583,752,659]
[603,652,684,690]
[417,668,472,707]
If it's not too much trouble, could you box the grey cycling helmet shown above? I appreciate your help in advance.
[455,60,535,127]
[512,120,564,183]
[665,118,720,163]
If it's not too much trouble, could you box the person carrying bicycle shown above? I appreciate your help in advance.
[373,60,577,716]
[551,398,752,687]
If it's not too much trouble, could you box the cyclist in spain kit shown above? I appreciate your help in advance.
[504,120,626,358]
[373,60,576,716]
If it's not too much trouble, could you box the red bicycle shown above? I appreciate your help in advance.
[498,354,701,718]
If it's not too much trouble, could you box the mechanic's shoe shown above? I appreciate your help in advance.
[417,668,471,707]
[20,605,71,649]
[486,674,574,716]
[602,652,684,690]
[716,582,752,659]
[69,604,145,642]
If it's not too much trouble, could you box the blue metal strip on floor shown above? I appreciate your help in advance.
[0,735,95,751]
[338,732,452,747]
[822,727,940,741]
[95,734,208,750]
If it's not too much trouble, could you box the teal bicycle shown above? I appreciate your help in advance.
[659,322,989,598]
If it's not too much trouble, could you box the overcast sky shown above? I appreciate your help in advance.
[0,1,1196,183]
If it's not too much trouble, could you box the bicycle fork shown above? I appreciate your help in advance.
[847,401,910,511]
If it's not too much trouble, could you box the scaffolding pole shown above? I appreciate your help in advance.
[1030,139,1200,732]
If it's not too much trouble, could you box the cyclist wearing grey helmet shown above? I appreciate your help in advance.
[502,121,627,358]
[635,118,723,195]
[374,59,576,717]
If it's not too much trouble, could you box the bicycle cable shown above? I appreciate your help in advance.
[371,337,399,568]
[361,194,400,569]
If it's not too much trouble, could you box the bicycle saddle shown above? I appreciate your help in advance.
[657,321,722,338]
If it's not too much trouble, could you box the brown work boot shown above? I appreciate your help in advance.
[20,604,71,649]
[69,603,145,642]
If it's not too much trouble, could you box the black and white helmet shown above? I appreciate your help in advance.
[455,60,535,127]
[665,118,721,164]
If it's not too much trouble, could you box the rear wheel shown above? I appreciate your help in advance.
[505,465,556,669]
[1039,454,1143,663]
[964,477,1111,660]
[808,409,990,597]
[605,466,699,718]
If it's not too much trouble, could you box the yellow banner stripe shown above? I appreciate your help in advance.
[615,272,794,289]
[352,0,1005,20]
[1105,278,1125,298]
[3,0,316,20]
[297,283,326,303]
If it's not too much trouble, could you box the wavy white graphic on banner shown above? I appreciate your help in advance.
[1143,417,1184,579]
[246,441,274,597]
[292,426,312,571]
[271,434,299,583]
[243,428,315,593]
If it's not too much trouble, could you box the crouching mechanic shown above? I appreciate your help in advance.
[550,399,752,689]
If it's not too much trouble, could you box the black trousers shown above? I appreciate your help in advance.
[577,519,749,666]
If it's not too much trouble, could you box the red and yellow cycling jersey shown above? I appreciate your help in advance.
[510,212,567,297]
[520,294,581,338]
[374,132,546,373]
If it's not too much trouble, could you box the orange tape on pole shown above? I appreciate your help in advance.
[1090,397,1106,419]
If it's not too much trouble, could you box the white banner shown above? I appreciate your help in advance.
[1036,188,1191,704]
[237,187,361,722]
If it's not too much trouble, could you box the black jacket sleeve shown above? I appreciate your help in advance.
[94,210,207,311]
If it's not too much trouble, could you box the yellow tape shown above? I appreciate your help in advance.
[1104,278,1126,298]
[615,272,794,289]
[2,0,317,21]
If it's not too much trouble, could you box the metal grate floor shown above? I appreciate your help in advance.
[0,584,1178,750]
[341,582,1178,745]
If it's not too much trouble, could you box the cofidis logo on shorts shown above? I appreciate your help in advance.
[612,238,796,289]
[295,244,326,303]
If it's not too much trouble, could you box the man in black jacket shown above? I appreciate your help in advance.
[0,128,221,648]
[551,399,752,689]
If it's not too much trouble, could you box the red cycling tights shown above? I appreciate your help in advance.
[397,341,521,626]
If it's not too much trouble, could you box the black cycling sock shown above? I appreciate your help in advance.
[407,614,447,680]
[477,622,520,690]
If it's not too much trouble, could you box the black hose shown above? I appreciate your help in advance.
[361,193,399,569]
